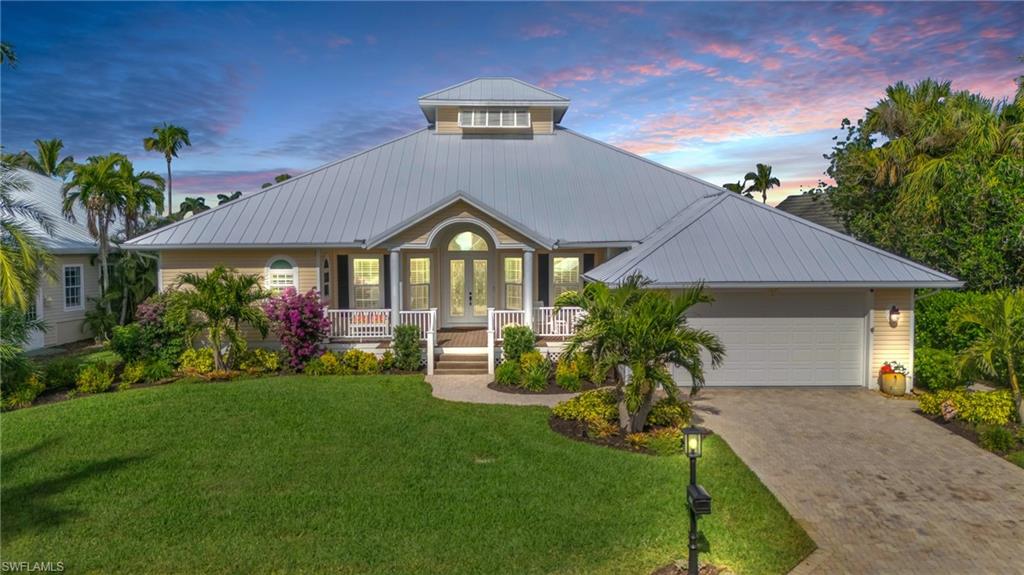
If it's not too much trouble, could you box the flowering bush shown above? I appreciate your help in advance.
[880,361,908,376]
[262,288,331,370]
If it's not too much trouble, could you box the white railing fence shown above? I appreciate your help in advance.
[326,309,392,339]
[398,309,436,340]
[533,306,585,337]
[491,310,526,341]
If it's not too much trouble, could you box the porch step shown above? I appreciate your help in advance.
[434,354,489,375]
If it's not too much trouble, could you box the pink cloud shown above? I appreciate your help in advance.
[850,3,888,17]
[521,23,566,39]
[365,34,378,45]
[614,4,645,15]
[980,27,1015,40]
[327,35,353,48]
[809,30,866,59]
[537,65,610,88]
[699,41,757,64]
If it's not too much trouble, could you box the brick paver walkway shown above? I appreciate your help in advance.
[691,388,1024,574]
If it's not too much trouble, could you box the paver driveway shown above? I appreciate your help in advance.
[691,388,1024,575]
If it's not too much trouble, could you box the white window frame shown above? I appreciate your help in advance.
[406,256,431,311]
[503,256,523,310]
[321,258,331,299]
[264,255,299,291]
[350,255,384,309]
[458,108,531,129]
[551,255,582,301]
[63,264,84,311]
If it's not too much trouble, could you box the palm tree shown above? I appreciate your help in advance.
[217,191,242,205]
[12,138,75,179]
[950,290,1023,423]
[0,163,53,309]
[722,179,753,199]
[178,196,209,217]
[142,123,191,216]
[171,265,270,370]
[744,163,781,204]
[117,158,164,239]
[555,274,725,432]
[63,154,125,306]
[1,42,16,68]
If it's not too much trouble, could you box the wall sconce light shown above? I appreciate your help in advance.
[889,305,900,326]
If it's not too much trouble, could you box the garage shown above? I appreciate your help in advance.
[674,290,869,388]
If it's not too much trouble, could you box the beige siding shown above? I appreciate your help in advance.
[388,200,535,247]
[159,249,318,293]
[870,288,915,389]
[39,255,101,347]
[529,107,553,134]
[436,106,460,134]
[433,106,554,135]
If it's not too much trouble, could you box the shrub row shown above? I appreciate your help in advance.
[918,389,1015,426]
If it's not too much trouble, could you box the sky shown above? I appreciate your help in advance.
[2,2,1021,206]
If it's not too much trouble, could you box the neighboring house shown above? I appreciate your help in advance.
[125,77,961,386]
[775,193,846,234]
[14,169,102,350]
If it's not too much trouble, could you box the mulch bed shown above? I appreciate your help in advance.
[915,410,1024,458]
[548,415,715,455]
[651,562,731,575]
[487,379,599,395]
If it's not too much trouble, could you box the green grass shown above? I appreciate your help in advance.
[1007,451,1024,469]
[1,376,813,574]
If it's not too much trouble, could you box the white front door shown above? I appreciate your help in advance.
[446,256,489,325]
[26,289,45,350]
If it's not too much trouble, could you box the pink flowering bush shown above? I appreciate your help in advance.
[262,288,331,370]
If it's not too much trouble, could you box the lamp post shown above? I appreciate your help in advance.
[683,426,711,575]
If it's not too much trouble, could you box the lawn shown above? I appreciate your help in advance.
[1,376,813,574]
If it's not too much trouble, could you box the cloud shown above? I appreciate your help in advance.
[521,23,566,39]
[698,41,757,64]
[174,168,296,197]
[614,4,645,16]
[259,108,423,162]
[980,27,1015,40]
[809,30,867,59]
[327,35,353,48]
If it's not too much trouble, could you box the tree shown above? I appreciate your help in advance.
[109,250,158,325]
[63,154,125,307]
[178,196,209,216]
[217,191,242,205]
[744,163,781,204]
[171,266,270,370]
[261,173,292,189]
[722,179,753,199]
[11,138,75,179]
[826,78,1024,290]
[117,158,164,239]
[0,162,53,309]
[1,42,16,68]
[555,274,725,433]
[950,290,1023,423]
[142,123,191,216]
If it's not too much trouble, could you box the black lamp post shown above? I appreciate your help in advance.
[683,426,712,575]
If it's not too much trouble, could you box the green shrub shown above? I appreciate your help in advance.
[978,425,1017,453]
[109,324,148,363]
[143,359,174,382]
[552,388,617,425]
[340,349,379,375]
[379,350,396,372]
[239,348,282,374]
[304,351,347,376]
[914,347,962,391]
[494,360,521,386]
[918,389,1014,425]
[521,356,550,391]
[645,427,684,456]
[392,324,421,371]
[76,363,114,394]
[555,358,582,392]
[121,361,147,387]
[2,374,45,409]
[648,395,692,428]
[180,348,215,376]
[40,357,81,390]
[915,291,984,352]
[502,325,535,363]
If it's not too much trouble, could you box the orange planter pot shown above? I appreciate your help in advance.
[880,373,907,396]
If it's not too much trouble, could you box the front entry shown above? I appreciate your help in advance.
[446,256,488,325]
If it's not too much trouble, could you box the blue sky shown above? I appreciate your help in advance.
[2,1,1021,205]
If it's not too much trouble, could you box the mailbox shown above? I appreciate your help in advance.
[688,484,712,516]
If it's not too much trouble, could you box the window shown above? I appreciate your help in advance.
[552,257,580,299]
[458,108,530,128]
[504,257,523,310]
[352,257,381,309]
[408,257,430,310]
[266,258,297,290]
[63,265,83,310]
[322,258,330,297]
[447,231,488,251]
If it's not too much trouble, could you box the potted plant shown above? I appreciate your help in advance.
[879,361,908,396]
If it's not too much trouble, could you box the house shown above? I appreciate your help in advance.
[775,193,846,233]
[125,77,961,385]
[14,168,102,350]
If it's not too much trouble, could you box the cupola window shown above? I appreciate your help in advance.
[459,108,530,128]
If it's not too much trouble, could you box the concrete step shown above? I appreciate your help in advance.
[434,359,489,369]
[434,367,490,375]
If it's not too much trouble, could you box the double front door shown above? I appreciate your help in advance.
[446,255,488,325]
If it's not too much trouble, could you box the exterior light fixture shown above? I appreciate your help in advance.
[682,426,711,575]
[889,305,901,326]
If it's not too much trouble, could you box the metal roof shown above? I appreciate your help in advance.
[585,192,962,288]
[126,126,721,249]
[418,78,570,123]
[9,168,98,254]
[775,193,846,234]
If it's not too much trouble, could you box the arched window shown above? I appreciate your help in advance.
[447,231,488,251]
[266,257,297,290]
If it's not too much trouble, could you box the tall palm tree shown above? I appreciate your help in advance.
[1,42,16,68]
[142,123,191,216]
[555,274,725,432]
[13,138,75,179]
[217,191,242,205]
[722,179,753,199]
[63,154,125,306]
[178,196,209,217]
[0,163,53,309]
[744,163,781,204]
[117,158,164,239]
[950,290,1023,423]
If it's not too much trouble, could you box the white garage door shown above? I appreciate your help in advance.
[673,291,868,387]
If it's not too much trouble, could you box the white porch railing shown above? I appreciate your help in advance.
[398,309,435,340]
[533,306,585,337]
[491,310,526,341]
[326,309,392,339]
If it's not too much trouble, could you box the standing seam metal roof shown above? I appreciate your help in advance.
[9,168,99,254]
[418,77,569,103]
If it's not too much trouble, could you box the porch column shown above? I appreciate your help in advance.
[523,248,534,331]
[390,248,401,329]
